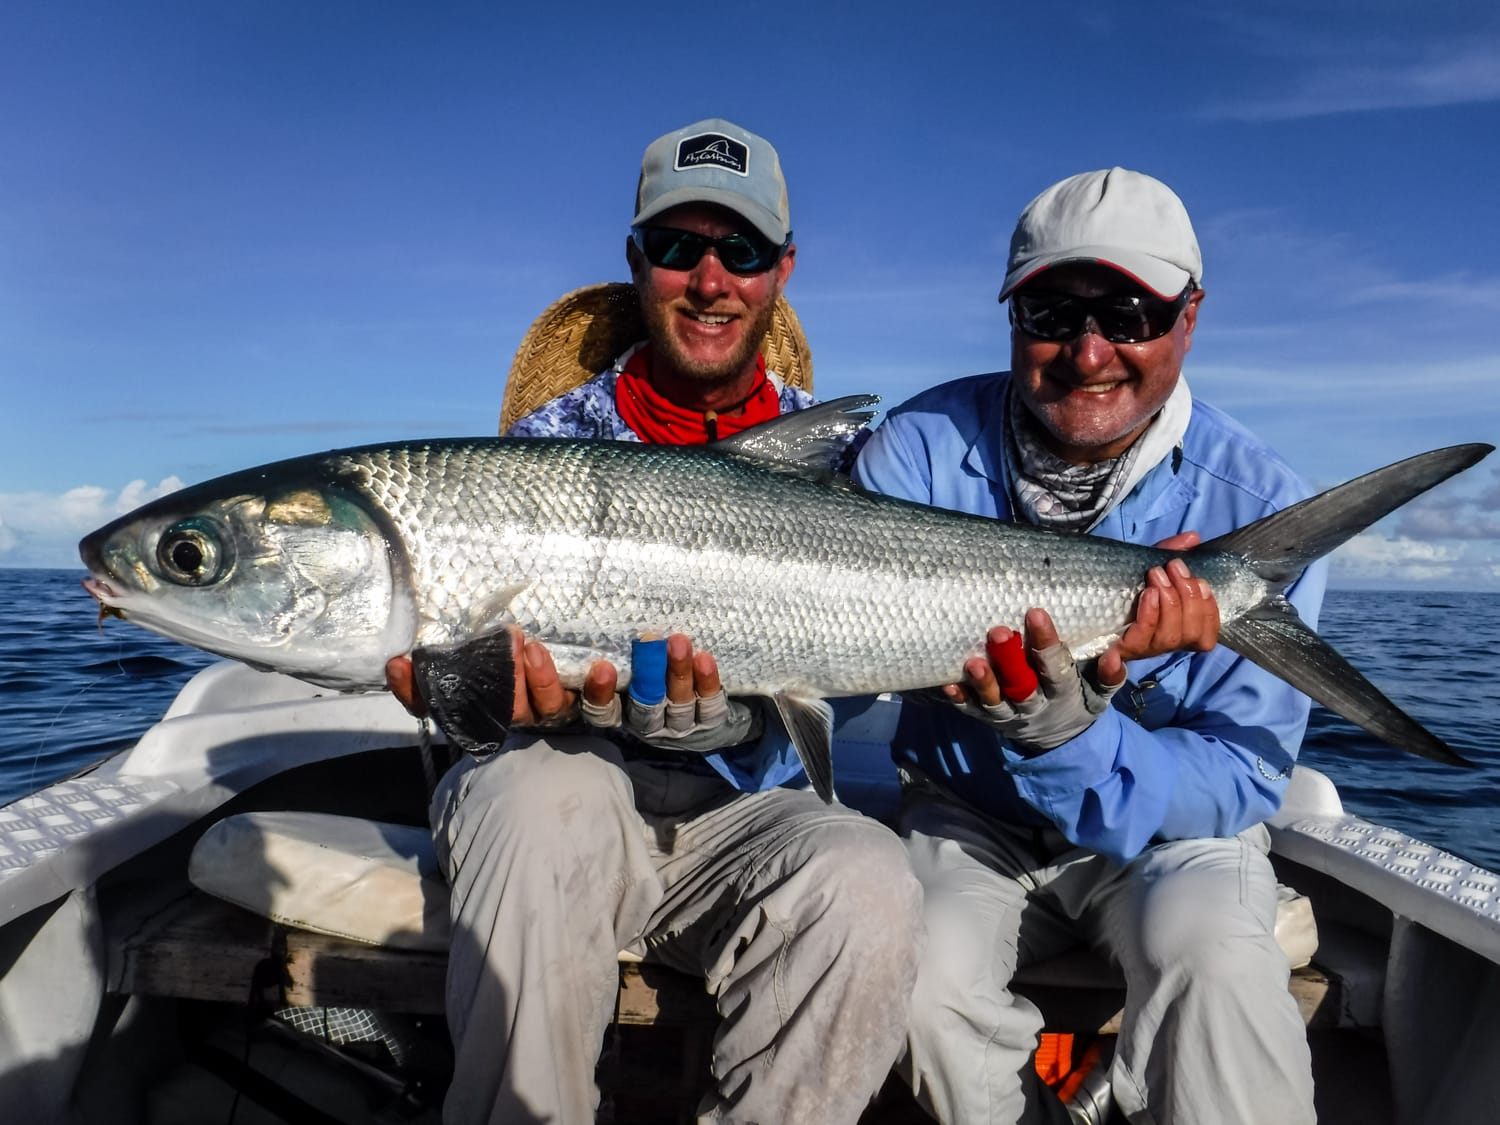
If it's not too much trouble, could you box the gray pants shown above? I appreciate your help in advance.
[431,734,924,1125]
[900,789,1315,1125]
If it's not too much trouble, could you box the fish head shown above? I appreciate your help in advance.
[79,468,411,690]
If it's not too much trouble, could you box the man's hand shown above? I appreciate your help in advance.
[385,631,759,751]
[586,634,761,752]
[939,609,1122,754]
[1097,532,1221,686]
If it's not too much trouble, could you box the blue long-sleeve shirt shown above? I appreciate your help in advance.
[852,372,1327,862]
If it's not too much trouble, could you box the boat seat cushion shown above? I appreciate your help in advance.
[189,811,450,952]
[1275,882,1318,970]
[189,811,1318,970]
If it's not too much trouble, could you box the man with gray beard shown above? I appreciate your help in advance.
[855,168,1319,1125]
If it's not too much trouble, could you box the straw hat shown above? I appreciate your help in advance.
[499,282,813,434]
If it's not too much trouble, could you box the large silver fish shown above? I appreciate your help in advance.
[79,398,1491,800]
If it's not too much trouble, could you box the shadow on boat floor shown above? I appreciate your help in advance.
[85,999,1388,1125]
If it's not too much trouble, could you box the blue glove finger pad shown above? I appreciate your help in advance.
[629,637,669,706]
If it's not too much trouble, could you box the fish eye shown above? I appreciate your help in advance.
[155,519,232,586]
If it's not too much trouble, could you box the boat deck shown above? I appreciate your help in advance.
[103,882,1379,1123]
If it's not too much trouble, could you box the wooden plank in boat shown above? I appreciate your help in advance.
[281,931,713,1025]
[110,888,277,1007]
[615,961,715,1027]
[282,929,446,1015]
[111,890,715,1027]
[1010,948,1341,1034]
[113,890,1338,1033]
[1013,966,1337,1035]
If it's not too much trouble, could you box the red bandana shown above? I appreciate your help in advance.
[615,345,781,445]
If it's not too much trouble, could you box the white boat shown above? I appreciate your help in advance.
[2,660,1497,1124]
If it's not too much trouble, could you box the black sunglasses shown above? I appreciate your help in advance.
[631,225,790,277]
[1008,284,1195,344]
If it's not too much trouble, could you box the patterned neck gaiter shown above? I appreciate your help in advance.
[1004,384,1144,532]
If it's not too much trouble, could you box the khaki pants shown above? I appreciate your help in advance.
[431,734,923,1125]
[900,787,1315,1125]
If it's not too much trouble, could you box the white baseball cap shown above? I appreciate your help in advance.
[999,168,1202,300]
[632,118,791,247]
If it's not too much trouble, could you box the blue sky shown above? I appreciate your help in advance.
[2,1,1497,587]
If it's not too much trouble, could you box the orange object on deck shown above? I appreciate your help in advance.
[1035,1032,1075,1086]
[1055,1036,1109,1103]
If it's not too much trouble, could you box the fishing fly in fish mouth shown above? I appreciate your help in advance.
[79,397,1492,801]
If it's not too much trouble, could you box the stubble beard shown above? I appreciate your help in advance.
[644,297,779,387]
[1023,384,1170,463]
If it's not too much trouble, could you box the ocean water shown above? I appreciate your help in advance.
[2,569,1497,871]
[0,568,216,801]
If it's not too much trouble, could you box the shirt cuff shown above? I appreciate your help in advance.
[1004,707,1125,802]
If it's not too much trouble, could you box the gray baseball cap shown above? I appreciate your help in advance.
[632,118,791,246]
[1000,167,1202,300]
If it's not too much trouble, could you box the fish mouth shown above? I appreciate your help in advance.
[81,576,128,622]
[82,575,116,601]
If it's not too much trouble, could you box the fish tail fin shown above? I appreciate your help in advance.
[1218,602,1473,767]
[412,629,517,754]
[1199,444,1492,770]
[1201,443,1493,588]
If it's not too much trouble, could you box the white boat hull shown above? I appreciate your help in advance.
[2,662,1498,1123]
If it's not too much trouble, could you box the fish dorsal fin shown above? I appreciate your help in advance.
[715,395,880,477]
[771,690,837,803]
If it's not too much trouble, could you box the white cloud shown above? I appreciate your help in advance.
[1188,354,1500,461]
[1198,209,1500,325]
[1393,471,1500,540]
[117,477,184,513]
[1207,40,1500,121]
[1329,532,1497,588]
[0,478,183,569]
[1345,274,1500,313]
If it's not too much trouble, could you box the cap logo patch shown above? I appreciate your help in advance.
[675,132,749,177]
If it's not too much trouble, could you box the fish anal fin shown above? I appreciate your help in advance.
[772,691,837,803]
[412,629,517,755]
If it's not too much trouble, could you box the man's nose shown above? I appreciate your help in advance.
[686,249,732,299]
[1069,317,1116,374]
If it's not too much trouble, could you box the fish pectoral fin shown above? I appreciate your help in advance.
[771,691,837,804]
[459,582,531,636]
[411,630,517,755]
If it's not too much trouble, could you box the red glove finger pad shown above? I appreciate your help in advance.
[988,631,1039,703]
